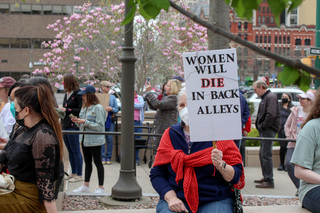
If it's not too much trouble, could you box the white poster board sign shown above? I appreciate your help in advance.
[182,48,242,142]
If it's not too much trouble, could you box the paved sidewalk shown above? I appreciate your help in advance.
[58,161,304,212]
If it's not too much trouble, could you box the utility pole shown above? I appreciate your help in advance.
[315,0,320,89]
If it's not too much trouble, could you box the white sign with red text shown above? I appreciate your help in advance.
[182,48,242,142]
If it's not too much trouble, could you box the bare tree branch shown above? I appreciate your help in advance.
[169,0,320,77]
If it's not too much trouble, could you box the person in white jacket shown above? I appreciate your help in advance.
[0,77,16,138]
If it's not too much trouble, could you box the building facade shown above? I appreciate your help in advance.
[0,0,101,79]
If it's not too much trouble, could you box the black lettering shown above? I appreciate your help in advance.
[205,106,212,114]
[233,105,239,113]
[220,64,227,73]
[185,56,197,65]
[198,56,206,64]
[192,91,205,100]
[206,55,217,64]
[195,66,207,74]
[226,53,235,62]
[231,89,239,98]
[219,54,225,63]
[197,106,204,114]
[225,104,232,113]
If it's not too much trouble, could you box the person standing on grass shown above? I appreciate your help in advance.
[252,80,280,189]
[72,85,106,194]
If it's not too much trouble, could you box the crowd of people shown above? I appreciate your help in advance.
[1,73,320,212]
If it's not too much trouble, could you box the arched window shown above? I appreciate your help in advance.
[295,38,301,45]
[304,38,311,46]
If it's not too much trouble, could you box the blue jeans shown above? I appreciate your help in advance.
[134,121,143,163]
[63,128,83,176]
[259,128,276,185]
[286,148,300,189]
[102,121,115,160]
[156,197,234,213]
[302,186,320,213]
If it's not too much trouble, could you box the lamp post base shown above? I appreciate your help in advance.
[111,170,142,200]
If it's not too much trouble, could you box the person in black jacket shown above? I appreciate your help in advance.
[58,74,83,182]
[253,80,280,189]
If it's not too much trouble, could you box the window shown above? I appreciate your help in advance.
[264,36,267,43]
[268,47,271,51]
[43,5,52,15]
[238,22,241,30]
[259,6,261,13]
[287,47,290,56]
[278,47,282,54]
[10,3,20,14]
[0,38,10,48]
[11,38,20,48]
[283,37,286,44]
[274,47,277,53]
[32,4,42,15]
[268,36,271,43]
[255,35,259,43]
[62,5,73,15]
[267,7,269,13]
[244,34,247,40]
[305,38,311,46]
[295,38,301,45]
[258,16,261,23]
[262,16,265,23]
[238,33,241,38]
[260,36,262,43]
[21,4,31,14]
[279,36,282,44]
[287,37,290,44]
[262,6,265,13]
[0,4,9,14]
[32,38,42,48]
[271,16,274,23]
[53,5,63,15]
[244,22,248,30]
[20,38,31,48]
[275,36,277,43]
[267,16,269,23]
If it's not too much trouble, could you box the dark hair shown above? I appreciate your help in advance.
[27,77,58,107]
[82,92,100,108]
[8,82,29,98]
[281,93,293,109]
[14,85,63,159]
[63,74,79,92]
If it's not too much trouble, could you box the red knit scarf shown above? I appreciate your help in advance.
[153,128,245,213]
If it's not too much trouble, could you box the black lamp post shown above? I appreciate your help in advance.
[111,0,142,200]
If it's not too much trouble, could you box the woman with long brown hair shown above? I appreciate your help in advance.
[291,91,320,212]
[58,74,83,182]
[0,85,63,213]
[72,85,106,194]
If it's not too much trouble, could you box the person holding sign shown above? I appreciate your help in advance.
[145,79,182,154]
[253,80,280,189]
[150,87,244,213]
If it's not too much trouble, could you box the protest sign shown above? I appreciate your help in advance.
[0,119,8,139]
[96,93,110,116]
[182,48,242,142]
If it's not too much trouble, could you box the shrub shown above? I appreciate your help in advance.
[245,128,280,147]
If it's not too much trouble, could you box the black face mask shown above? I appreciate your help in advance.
[282,98,289,103]
[15,108,26,127]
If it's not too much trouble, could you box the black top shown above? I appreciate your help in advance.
[62,90,82,129]
[0,120,60,202]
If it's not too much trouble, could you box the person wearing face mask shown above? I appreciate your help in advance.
[285,90,314,195]
[145,79,182,155]
[150,87,244,213]
[0,85,63,213]
[277,93,293,171]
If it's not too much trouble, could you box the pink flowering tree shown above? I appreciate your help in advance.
[35,2,207,94]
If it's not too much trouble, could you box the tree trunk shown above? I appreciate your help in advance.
[208,0,229,50]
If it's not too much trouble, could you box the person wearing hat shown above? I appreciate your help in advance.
[0,76,16,138]
[100,81,119,165]
[285,90,315,195]
[72,85,107,193]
